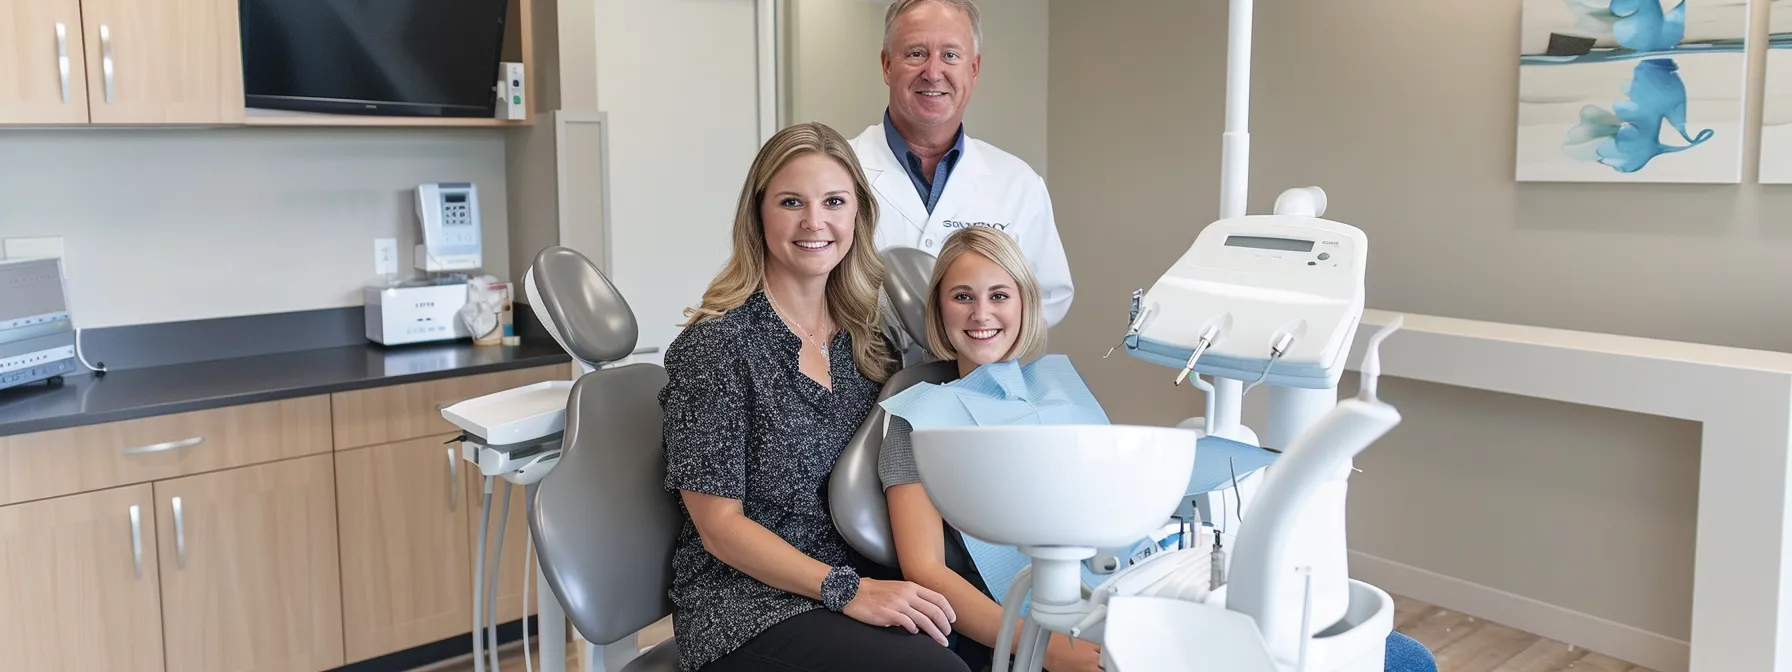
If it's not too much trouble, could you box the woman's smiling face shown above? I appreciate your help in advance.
[937,250,1022,367]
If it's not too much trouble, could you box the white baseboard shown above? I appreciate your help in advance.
[1349,551,1689,672]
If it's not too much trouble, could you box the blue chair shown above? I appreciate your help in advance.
[1386,631,1437,672]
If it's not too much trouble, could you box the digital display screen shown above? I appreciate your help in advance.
[1224,235,1314,252]
[445,193,466,204]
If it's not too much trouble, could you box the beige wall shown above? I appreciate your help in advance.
[1046,0,1730,661]
[0,128,509,329]
[783,0,1050,175]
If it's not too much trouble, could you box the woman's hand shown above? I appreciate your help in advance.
[1045,633,1104,672]
[843,578,958,646]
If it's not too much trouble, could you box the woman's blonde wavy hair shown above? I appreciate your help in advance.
[924,226,1047,364]
[680,122,895,383]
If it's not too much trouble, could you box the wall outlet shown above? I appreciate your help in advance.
[374,238,398,276]
[3,237,66,278]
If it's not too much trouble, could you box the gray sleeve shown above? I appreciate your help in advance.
[877,415,921,490]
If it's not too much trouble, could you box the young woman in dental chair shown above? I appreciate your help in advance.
[877,226,1108,672]
[877,227,1441,672]
[659,122,972,672]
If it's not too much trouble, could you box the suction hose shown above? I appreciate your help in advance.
[488,480,512,672]
[474,477,494,672]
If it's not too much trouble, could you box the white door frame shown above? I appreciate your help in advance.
[755,0,780,143]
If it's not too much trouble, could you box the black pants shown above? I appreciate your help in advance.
[701,608,974,672]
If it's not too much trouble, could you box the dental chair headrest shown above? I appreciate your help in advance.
[882,246,936,353]
[524,246,640,372]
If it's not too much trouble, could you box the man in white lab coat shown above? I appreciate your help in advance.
[850,0,1073,357]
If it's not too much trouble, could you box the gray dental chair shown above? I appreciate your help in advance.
[525,246,681,671]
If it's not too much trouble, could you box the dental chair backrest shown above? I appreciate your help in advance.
[830,245,959,568]
[830,359,961,567]
[882,246,937,362]
[524,246,680,653]
[525,245,641,374]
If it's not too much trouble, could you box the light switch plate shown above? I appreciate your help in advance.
[3,237,65,278]
[374,238,398,276]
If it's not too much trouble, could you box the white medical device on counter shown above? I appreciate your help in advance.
[0,257,81,390]
[416,182,484,273]
[363,281,475,346]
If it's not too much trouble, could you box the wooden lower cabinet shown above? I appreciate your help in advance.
[0,484,166,672]
[154,454,344,672]
[337,435,474,663]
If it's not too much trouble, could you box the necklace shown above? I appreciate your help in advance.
[764,290,832,359]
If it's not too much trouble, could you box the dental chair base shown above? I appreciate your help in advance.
[1099,578,1394,672]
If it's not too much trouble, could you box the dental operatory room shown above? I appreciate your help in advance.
[12,0,1792,671]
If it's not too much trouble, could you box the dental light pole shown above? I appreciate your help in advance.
[1206,0,1341,452]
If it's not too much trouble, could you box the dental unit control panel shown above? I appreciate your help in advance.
[1122,211,1366,391]
[415,182,483,273]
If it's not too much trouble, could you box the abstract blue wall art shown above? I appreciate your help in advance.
[1517,0,1748,183]
[1758,0,1792,183]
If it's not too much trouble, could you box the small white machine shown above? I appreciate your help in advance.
[364,281,472,346]
[0,257,81,389]
[416,182,484,273]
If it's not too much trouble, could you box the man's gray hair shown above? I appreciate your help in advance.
[883,0,982,54]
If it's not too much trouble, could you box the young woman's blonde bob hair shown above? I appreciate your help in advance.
[924,227,1047,364]
[680,122,895,383]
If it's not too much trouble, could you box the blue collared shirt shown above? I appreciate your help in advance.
[884,110,966,214]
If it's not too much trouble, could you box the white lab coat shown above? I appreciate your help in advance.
[849,123,1074,329]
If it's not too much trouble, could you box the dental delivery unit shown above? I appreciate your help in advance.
[905,0,1410,668]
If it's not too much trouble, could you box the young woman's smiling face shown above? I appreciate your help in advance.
[937,250,1022,369]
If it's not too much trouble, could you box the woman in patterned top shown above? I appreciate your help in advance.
[658,121,973,672]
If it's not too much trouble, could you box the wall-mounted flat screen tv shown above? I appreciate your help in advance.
[240,0,512,118]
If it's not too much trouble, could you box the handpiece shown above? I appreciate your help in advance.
[1243,322,1303,395]
[1174,314,1231,386]
[1105,289,1152,358]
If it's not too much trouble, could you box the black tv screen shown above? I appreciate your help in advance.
[240,0,512,118]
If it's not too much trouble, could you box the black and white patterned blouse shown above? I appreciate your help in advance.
[659,290,891,672]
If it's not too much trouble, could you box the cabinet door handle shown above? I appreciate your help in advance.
[122,436,203,456]
[172,496,186,570]
[99,23,113,104]
[447,447,459,511]
[129,504,143,579]
[55,23,70,103]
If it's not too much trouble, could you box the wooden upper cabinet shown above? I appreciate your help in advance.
[78,0,244,124]
[0,0,92,124]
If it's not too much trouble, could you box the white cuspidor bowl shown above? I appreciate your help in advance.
[910,424,1199,549]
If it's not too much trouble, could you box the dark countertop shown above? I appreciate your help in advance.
[0,339,572,438]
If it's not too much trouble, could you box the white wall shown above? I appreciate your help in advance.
[783,0,1050,175]
[591,0,768,357]
[0,128,508,329]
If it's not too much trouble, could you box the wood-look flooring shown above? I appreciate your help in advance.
[420,594,1661,672]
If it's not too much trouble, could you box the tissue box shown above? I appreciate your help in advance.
[468,280,512,346]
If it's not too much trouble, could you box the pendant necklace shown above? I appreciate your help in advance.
[765,290,831,359]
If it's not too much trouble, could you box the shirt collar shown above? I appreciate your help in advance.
[883,109,965,169]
